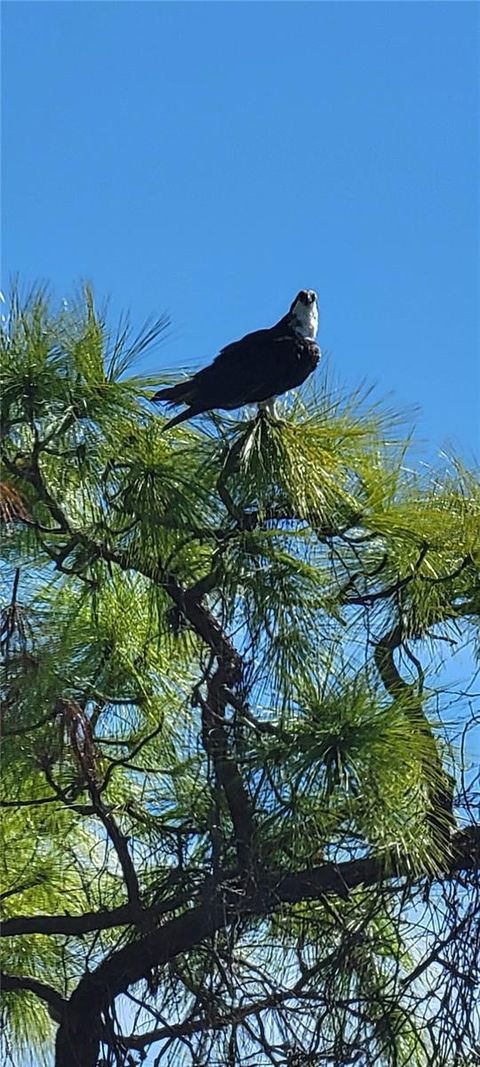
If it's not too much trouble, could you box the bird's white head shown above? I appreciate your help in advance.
[289,290,319,340]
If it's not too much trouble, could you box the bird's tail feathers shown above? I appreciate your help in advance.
[151,381,194,405]
[161,407,196,432]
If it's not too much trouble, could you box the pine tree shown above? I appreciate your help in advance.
[1,285,479,1067]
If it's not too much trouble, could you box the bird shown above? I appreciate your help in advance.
[152,290,321,430]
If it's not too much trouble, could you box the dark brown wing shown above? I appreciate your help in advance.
[187,332,319,410]
[153,330,320,427]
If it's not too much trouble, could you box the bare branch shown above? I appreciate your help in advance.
[54,824,480,1067]
[1,971,66,1020]
[1,890,193,939]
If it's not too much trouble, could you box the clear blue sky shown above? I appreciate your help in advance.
[2,1,479,457]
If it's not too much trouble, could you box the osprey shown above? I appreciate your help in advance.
[152,290,320,430]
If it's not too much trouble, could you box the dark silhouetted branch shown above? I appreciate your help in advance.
[53,824,480,1067]
[1,971,66,1020]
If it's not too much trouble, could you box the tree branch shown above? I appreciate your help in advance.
[155,572,256,872]
[1,889,193,938]
[119,959,334,1049]
[2,456,256,882]
[53,824,480,1067]
[1,971,66,1020]
[374,622,456,846]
